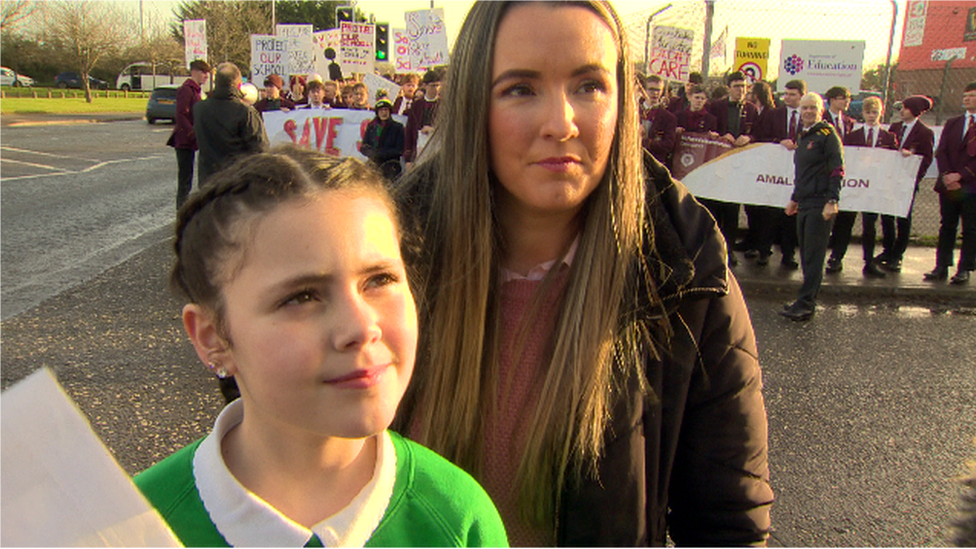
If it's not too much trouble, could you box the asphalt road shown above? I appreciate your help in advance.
[1,118,175,320]
[1,118,974,546]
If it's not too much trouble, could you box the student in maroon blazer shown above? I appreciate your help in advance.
[639,74,677,168]
[704,71,759,265]
[666,72,703,115]
[675,84,718,135]
[927,84,976,284]
[826,97,898,278]
[823,86,856,143]
[880,95,935,272]
[749,79,806,269]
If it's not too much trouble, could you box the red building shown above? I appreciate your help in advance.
[897,0,976,117]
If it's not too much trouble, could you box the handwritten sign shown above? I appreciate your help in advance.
[648,26,694,82]
[184,20,208,69]
[312,29,340,78]
[392,28,412,72]
[340,22,375,75]
[276,24,314,76]
[264,109,406,160]
[406,8,449,71]
[251,34,288,80]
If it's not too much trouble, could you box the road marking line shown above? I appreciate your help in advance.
[0,154,166,182]
[0,158,70,172]
[0,146,99,162]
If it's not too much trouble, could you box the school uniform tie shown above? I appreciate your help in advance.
[789,110,797,141]
[835,114,844,138]
[867,127,874,147]
[967,114,976,156]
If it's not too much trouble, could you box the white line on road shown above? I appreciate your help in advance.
[0,158,70,172]
[0,154,166,182]
[0,145,99,163]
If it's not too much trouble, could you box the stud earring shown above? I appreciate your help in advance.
[209,362,230,379]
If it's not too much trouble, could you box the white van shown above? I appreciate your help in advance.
[116,62,189,91]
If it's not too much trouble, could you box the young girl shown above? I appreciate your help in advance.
[135,147,507,547]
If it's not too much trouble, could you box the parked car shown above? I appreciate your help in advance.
[1,66,35,87]
[55,72,109,90]
[145,85,179,124]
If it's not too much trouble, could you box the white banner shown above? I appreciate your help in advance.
[276,24,314,76]
[679,143,922,217]
[779,39,865,94]
[406,8,449,71]
[251,34,288,81]
[340,22,375,75]
[183,19,207,69]
[264,109,406,161]
[392,28,412,72]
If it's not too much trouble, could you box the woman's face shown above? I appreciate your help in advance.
[488,3,618,221]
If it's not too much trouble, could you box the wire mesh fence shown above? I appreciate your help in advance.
[619,0,976,242]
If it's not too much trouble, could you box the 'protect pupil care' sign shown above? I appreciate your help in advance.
[648,26,694,82]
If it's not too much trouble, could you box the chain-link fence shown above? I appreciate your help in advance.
[619,0,976,243]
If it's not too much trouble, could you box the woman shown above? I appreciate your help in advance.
[394,2,772,546]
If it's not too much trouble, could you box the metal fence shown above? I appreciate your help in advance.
[619,0,976,242]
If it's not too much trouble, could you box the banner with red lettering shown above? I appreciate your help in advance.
[669,133,733,180]
[678,143,922,217]
[263,109,407,160]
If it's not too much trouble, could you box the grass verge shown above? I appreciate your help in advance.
[0,96,147,115]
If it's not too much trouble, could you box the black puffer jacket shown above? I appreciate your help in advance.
[395,153,773,546]
[193,86,269,184]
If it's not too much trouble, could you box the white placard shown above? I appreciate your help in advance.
[904,0,927,48]
[251,34,288,81]
[648,26,694,82]
[406,8,449,71]
[679,143,922,217]
[264,109,406,160]
[362,72,400,103]
[779,39,865,95]
[183,19,207,69]
[313,29,341,79]
[276,23,314,76]
[0,368,181,547]
[340,22,375,75]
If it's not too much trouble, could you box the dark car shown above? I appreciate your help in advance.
[145,85,179,124]
[55,72,109,90]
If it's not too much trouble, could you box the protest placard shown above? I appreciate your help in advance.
[312,29,340,78]
[276,24,314,76]
[362,72,400,103]
[406,8,449,71]
[183,19,207,69]
[251,34,288,81]
[392,28,412,72]
[648,26,694,82]
[734,37,769,84]
[678,142,921,217]
[264,109,407,161]
[669,132,733,180]
[340,22,375,75]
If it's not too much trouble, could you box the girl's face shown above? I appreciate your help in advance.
[488,3,617,221]
[214,192,417,439]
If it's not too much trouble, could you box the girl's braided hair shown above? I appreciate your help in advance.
[171,145,394,334]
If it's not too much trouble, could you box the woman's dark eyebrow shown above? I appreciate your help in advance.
[491,63,611,88]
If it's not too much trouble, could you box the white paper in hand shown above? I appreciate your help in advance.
[1,368,181,547]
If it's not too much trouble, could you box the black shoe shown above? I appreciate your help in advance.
[879,258,902,273]
[825,256,843,274]
[923,266,949,281]
[781,256,799,270]
[862,261,886,278]
[779,301,815,321]
[950,270,971,285]
[744,249,760,259]
[756,253,770,266]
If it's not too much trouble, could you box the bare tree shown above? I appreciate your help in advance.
[42,1,134,102]
[1,0,35,34]
[171,1,273,76]
[128,11,184,85]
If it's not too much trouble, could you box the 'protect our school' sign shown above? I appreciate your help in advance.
[647,26,694,82]
[263,109,406,161]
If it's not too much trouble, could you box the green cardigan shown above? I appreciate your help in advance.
[135,431,508,547]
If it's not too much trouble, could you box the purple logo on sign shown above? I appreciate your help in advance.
[783,54,804,75]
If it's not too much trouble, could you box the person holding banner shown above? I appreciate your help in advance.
[780,93,843,322]
[883,95,934,273]
[254,75,295,113]
[169,59,211,210]
[675,85,718,136]
[738,80,776,256]
[394,1,772,545]
[285,75,307,107]
[826,96,897,278]
[928,84,976,284]
[667,71,704,115]
[361,98,405,181]
[301,80,331,110]
[823,86,855,142]
[393,73,420,116]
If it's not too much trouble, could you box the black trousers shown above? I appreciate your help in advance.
[176,148,195,210]
[754,206,797,258]
[700,198,739,252]
[829,211,879,262]
[880,189,917,262]
[934,190,976,270]
[796,208,834,307]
